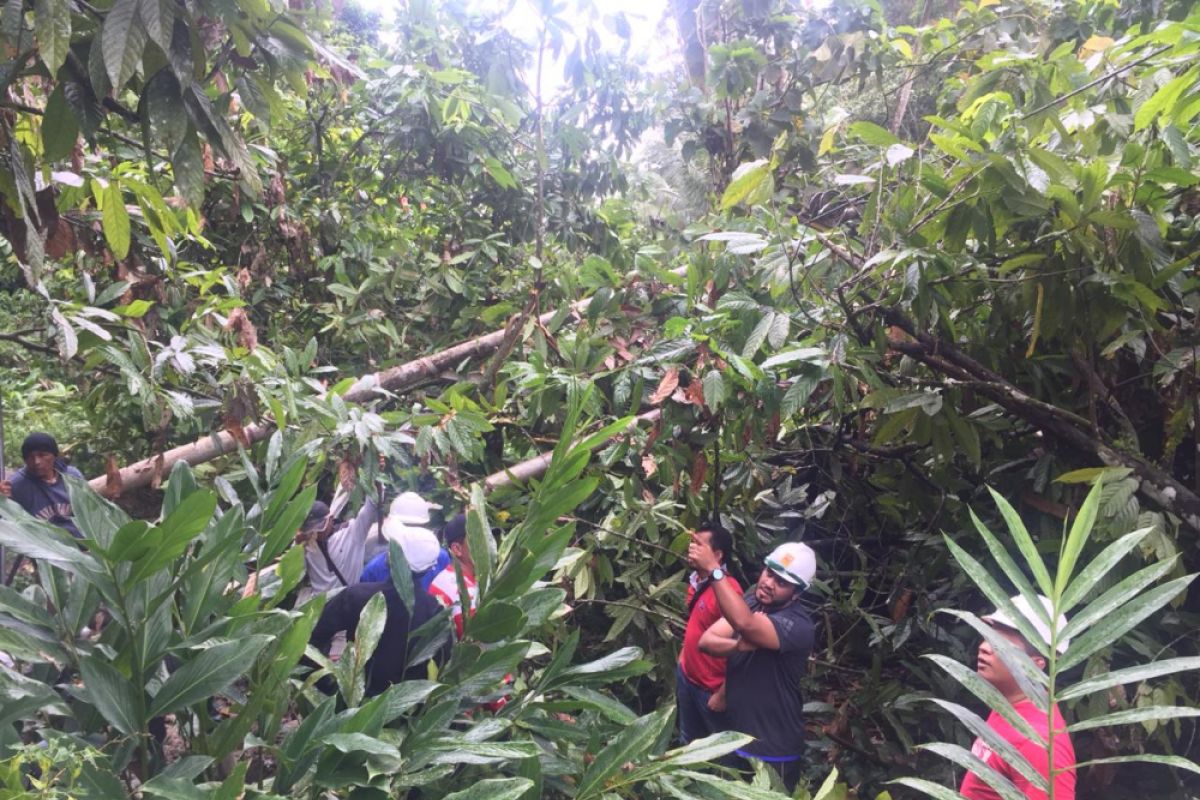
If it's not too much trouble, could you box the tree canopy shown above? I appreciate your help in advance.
[0,0,1199,796]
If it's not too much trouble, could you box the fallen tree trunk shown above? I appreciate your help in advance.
[90,269,684,496]
[483,410,662,492]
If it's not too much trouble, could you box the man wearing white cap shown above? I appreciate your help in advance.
[359,492,449,589]
[692,538,817,791]
[959,594,1076,800]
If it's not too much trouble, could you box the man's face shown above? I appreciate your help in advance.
[976,623,1044,695]
[450,539,473,573]
[688,529,717,569]
[755,567,797,609]
[24,450,57,481]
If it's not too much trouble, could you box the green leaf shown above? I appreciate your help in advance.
[149,635,271,717]
[742,311,774,357]
[926,698,1046,791]
[102,180,131,259]
[466,483,495,594]
[102,0,145,92]
[848,121,901,147]
[985,488,1055,597]
[576,706,674,799]
[1068,705,1200,733]
[1054,478,1102,597]
[138,0,175,50]
[658,730,753,766]
[1059,575,1195,671]
[80,656,143,735]
[466,600,526,643]
[68,474,131,551]
[387,537,414,611]
[940,609,1047,707]
[441,778,534,800]
[171,129,205,207]
[923,655,1043,745]
[918,743,1026,800]
[1060,526,1153,611]
[1073,754,1200,776]
[702,369,726,412]
[720,159,772,210]
[44,89,82,170]
[1059,557,1176,643]
[35,0,71,74]
[966,508,1042,615]
[1134,67,1197,131]
[1058,657,1200,702]
[888,777,969,800]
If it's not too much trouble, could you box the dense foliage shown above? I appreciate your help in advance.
[1,0,1199,796]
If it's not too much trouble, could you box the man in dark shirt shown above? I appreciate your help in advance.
[0,433,84,538]
[308,577,450,698]
[693,538,817,791]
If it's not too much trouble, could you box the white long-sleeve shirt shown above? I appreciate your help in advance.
[304,497,379,595]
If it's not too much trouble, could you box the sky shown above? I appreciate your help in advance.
[354,0,679,89]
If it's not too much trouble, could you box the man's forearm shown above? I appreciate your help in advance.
[710,575,754,633]
[699,632,739,657]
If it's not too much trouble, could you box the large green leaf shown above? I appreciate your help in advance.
[720,159,773,210]
[1059,574,1194,671]
[926,699,1046,791]
[80,656,144,735]
[102,0,145,92]
[657,730,754,766]
[68,475,131,551]
[0,500,104,582]
[918,742,1026,800]
[441,778,534,800]
[1054,478,1102,597]
[102,179,131,259]
[1058,657,1200,702]
[1068,705,1200,733]
[466,483,495,594]
[888,777,970,800]
[1059,526,1153,611]
[985,488,1055,597]
[967,508,1042,616]
[34,0,71,74]
[148,635,271,717]
[466,600,526,643]
[1060,557,1177,642]
[576,706,674,799]
[42,85,79,162]
[924,655,1043,745]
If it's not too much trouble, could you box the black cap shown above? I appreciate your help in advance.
[21,433,59,460]
[302,501,331,531]
[441,513,467,546]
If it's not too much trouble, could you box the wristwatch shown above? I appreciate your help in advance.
[711,567,726,581]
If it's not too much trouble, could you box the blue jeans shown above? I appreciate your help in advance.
[675,662,727,744]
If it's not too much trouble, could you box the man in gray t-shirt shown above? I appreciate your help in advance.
[0,433,84,538]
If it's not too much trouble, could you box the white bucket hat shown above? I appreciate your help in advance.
[381,516,441,572]
[389,491,441,525]
[982,594,1070,655]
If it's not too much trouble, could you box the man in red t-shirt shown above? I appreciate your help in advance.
[959,594,1076,800]
[426,514,477,638]
[676,521,741,743]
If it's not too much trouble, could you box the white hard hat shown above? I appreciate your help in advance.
[389,491,440,525]
[381,517,441,572]
[982,594,1070,655]
[764,542,816,590]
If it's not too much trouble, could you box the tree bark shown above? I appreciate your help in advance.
[91,269,684,496]
[482,410,661,492]
[881,307,1200,532]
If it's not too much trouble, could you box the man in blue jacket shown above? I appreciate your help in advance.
[0,433,85,538]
